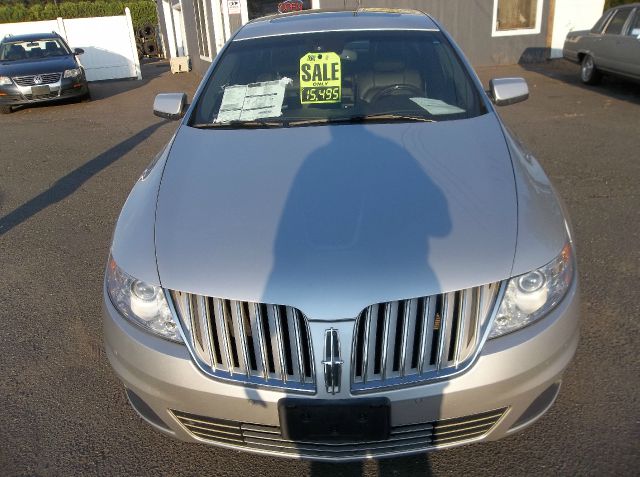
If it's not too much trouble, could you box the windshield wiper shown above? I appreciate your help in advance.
[192,119,286,129]
[288,113,436,127]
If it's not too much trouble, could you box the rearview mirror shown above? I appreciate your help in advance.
[74,48,84,55]
[489,77,529,106]
[153,93,187,120]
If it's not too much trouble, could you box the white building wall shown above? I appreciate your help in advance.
[551,0,606,58]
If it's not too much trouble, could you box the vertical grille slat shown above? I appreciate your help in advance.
[436,293,452,370]
[268,305,287,382]
[195,295,214,367]
[169,292,315,392]
[232,301,251,376]
[351,282,503,393]
[400,298,418,377]
[214,298,234,373]
[366,305,380,380]
[249,303,268,380]
[288,308,303,383]
[454,289,473,367]
[381,302,396,380]
[418,296,436,373]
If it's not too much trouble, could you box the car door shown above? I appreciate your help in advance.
[613,8,640,78]
[598,7,635,71]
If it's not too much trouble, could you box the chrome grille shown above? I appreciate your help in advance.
[172,408,506,459]
[169,292,315,392]
[352,282,502,392]
[13,72,62,86]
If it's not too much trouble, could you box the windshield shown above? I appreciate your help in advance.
[190,30,487,128]
[0,38,71,61]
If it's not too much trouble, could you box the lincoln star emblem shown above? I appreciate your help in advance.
[33,75,43,85]
[322,328,343,395]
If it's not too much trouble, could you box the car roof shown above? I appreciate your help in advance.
[1,32,61,43]
[609,2,640,8]
[234,8,439,41]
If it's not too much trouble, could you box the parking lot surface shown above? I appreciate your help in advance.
[1,60,638,476]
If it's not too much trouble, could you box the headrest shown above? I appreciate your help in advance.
[373,60,405,72]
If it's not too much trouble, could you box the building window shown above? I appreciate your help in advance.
[193,0,212,60]
[492,0,544,37]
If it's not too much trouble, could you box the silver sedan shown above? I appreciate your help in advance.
[564,3,640,84]
[104,8,579,461]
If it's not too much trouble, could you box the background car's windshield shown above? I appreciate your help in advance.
[0,38,70,61]
[191,30,487,126]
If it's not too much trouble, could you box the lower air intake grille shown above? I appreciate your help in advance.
[169,292,315,392]
[352,283,502,392]
[172,408,506,459]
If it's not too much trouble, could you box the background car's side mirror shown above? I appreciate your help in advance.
[489,77,529,106]
[74,48,84,55]
[153,93,188,120]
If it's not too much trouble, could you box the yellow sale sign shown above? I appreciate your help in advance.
[299,52,341,104]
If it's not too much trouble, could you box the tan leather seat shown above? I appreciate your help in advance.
[357,44,422,103]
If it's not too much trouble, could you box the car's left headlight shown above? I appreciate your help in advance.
[105,255,183,343]
[64,68,82,78]
[489,242,575,339]
[0,76,12,85]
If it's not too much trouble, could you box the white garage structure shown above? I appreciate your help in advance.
[0,8,141,81]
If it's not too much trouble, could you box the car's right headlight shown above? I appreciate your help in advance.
[489,242,575,339]
[0,76,12,85]
[105,254,183,343]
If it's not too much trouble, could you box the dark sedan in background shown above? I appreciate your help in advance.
[0,32,90,114]
[563,3,640,84]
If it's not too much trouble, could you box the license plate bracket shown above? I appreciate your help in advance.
[31,85,51,96]
[278,398,390,442]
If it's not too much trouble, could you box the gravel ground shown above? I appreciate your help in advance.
[0,59,638,476]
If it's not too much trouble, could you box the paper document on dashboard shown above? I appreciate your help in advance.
[216,78,291,123]
[410,97,465,115]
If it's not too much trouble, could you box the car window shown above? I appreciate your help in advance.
[604,8,633,35]
[591,10,614,33]
[0,38,70,61]
[628,10,640,37]
[190,30,487,128]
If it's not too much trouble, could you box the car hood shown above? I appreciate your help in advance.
[156,113,517,320]
[0,56,77,76]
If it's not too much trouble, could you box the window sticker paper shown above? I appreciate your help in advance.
[216,78,291,123]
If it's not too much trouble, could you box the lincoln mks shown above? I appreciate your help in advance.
[104,9,579,461]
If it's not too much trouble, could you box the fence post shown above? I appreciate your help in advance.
[125,7,142,80]
[56,17,68,41]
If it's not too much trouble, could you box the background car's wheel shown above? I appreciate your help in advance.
[580,55,601,85]
[81,90,92,102]
[0,105,12,114]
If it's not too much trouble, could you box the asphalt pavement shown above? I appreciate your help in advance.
[0,59,638,476]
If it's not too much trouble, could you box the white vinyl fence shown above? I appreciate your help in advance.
[0,8,141,81]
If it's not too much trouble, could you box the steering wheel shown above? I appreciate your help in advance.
[370,84,423,103]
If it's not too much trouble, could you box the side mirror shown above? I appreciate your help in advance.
[489,77,529,106]
[74,48,84,55]
[153,93,187,120]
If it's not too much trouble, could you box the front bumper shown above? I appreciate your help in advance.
[104,281,579,461]
[0,76,88,107]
